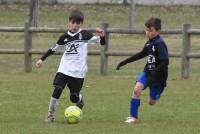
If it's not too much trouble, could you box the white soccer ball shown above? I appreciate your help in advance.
[64,106,82,124]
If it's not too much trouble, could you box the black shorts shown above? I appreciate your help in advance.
[53,72,84,94]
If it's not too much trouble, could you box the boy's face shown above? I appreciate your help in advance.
[68,20,83,32]
[145,26,160,39]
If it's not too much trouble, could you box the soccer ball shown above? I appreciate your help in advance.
[64,106,82,124]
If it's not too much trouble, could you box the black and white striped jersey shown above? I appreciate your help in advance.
[41,29,105,78]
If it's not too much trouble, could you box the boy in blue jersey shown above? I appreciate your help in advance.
[116,17,169,123]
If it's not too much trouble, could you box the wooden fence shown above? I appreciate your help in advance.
[0,23,200,78]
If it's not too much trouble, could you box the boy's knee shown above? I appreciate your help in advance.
[133,90,141,98]
[52,85,64,99]
[132,83,144,98]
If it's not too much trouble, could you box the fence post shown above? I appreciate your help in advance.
[181,24,191,79]
[129,0,135,29]
[100,23,109,75]
[29,0,39,27]
[122,0,128,5]
[24,22,32,72]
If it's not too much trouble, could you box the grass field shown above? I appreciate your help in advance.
[0,3,200,134]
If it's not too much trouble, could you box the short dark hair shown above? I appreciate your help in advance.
[145,17,161,31]
[69,10,84,23]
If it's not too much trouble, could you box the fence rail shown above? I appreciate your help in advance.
[0,48,182,57]
[0,27,183,34]
[0,27,24,32]
[0,23,200,78]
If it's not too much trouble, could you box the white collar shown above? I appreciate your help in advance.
[67,29,82,36]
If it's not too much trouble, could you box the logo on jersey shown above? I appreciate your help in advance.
[65,42,79,54]
[152,45,155,52]
[147,55,156,63]
[64,38,68,42]
[147,55,156,70]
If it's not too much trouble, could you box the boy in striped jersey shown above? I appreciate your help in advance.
[36,10,105,123]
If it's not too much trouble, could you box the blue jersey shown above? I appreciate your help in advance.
[144,35,169,86]
[144,35,168,71]
[121,35,169,87]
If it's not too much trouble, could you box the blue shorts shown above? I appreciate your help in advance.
[136,71,165,100]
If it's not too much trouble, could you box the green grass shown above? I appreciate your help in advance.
[0,3,200,134]
[0,57,200,134]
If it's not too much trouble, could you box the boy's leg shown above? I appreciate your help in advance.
[45,97,58,122]
[128,82,143,122]
[125,71,147,123]
[149,86,165,105]
[67,76,84,109]
[45,73,67,122]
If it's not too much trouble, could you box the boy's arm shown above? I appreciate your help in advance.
[35,45,57,68]
[116,46,147,70]
[36,34,66,68]
[40,49,55,61]
[100,36,105,45]
[96,27,105,45]
[87,28,105,45]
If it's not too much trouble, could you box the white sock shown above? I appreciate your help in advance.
[48,97,58,114]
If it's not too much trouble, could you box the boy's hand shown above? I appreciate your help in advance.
[36,59,43,68]
[96,27,104,37]
[116,61,127,70]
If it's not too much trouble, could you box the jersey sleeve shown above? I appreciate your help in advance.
[40,49,55,61]
[40,34,66,61]
[122,44,148,64]
[51,34,67,51]
[56,34,67,45]
[88,36,100,44]
[88,36,106,45]
[81,30,102,44]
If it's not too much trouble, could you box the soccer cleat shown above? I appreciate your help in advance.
[76,92,84,109]
[44,113,55,123]
[124,117,139,124]
[76,99,84,109]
